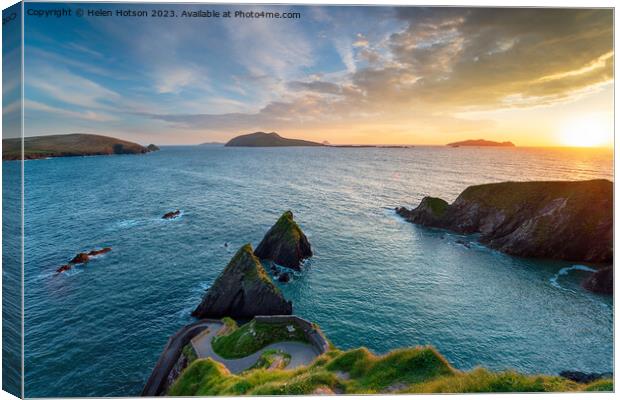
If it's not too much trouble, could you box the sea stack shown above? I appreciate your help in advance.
[254,211,313,270]
[396,180,613,265]
[192,244,292,318]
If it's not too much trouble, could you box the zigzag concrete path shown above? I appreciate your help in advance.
[190,321,320,374]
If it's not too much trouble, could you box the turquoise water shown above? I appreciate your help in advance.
[16,146,613,397]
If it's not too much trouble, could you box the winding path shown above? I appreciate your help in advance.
[190,322,320,374]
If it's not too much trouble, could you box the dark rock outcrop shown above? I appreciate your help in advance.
[57,247,112,273]
[192,244,292,318]
[278,272,291,283]
[163,210,181,220]
[254,211,313,270]
[56,264,72,273]
[147,144,160,152]
[396,197,448,227]
[397,180,612,264]
[582,267,613,294]
[559,370,612,383]
[70,253,90,264]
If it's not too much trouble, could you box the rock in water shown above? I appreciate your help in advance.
[396,180,612,264]
[70,253,90,264]
[191,244,292,318]
[582,267,613,294]
[162,210,181,219]
[56,264,72,274]
[254,211,312,270]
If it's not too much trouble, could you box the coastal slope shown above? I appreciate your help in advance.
[168,340,612,395]
[447,139,515,147]
[2,133,154,160]
[396,180,612,264]
[225,132,323,147]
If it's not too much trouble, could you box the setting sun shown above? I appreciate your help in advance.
[558,114,612,147]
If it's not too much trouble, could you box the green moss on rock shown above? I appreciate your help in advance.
[254,211,313,270]
[191,244,292,318]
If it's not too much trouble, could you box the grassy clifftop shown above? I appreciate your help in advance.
[2,133,152,160]
[169,345,611,395]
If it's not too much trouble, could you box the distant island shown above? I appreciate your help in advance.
[332,144,413,148]
[2,133,158,160]
[225,132,324,147]
[198,142,224,146]
[447,139,515,147]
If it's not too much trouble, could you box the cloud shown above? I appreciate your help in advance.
[25,100,118,122]
[22,6,613,144]
[152,8,613,135]
[353,33,369,48]
[154,66,208,94]
[27,66,120,110]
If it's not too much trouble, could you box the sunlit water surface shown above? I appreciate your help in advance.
[14,146,613,397]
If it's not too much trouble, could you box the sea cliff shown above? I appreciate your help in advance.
[2,133,156,160]
[397,180,612,263]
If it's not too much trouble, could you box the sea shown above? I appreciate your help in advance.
[3,145,613,397]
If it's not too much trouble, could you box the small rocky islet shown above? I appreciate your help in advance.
[162,210,181,220]
[396,179,613,294]
[56,247,112,273]
[254,210,313,270]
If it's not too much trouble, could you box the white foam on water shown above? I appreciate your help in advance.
[550,264,597,290]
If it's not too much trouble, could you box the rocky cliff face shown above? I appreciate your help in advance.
[582,267,613,294]
[254,211,313,270]
[192,244,292,318]
[397,180,612,264]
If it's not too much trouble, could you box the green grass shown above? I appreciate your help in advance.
[168,346,611,396]
[250,349,291,370]
[273,211,302,247]
[211,319,308,359]
[181,344,198,365]
[233,244,275,287]
[425,197,449,216]
[220,317,238,331]
[584,379,613,391]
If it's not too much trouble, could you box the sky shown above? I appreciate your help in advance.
[11,4,615,146]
